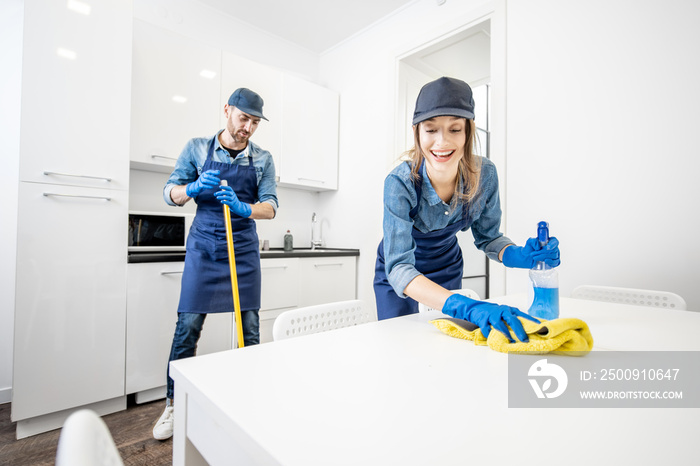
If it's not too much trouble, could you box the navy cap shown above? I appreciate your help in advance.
[228,88,268,121]
[412,77,474,125]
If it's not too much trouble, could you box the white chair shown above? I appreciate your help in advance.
[272,300,371,341]
[418,288,481,313]
[55,409,124,466]
[571,285,687,310]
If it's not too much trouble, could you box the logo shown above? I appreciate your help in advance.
[528,359,568,399]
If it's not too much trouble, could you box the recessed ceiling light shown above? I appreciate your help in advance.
[172,95,187,103]
[67,0,91,15]
[200,69,217,79]
[57,48,77,60]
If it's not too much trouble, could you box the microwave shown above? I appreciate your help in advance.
[128,211,194,252]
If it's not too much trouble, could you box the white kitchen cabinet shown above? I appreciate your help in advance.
[279,74,340,191]
[126,262,232,402]
[258,256,356,343]
[259,258,301,343]
[12,0,132,438]
[299,256,356,306]
[18,0,131,190]
[13,183,129,434]
[220,52,283,172]
[130,20,222,171]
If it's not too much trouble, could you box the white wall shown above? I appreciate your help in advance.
[0,0,23,404]
[504,0,700,310]
[319,0,700,313]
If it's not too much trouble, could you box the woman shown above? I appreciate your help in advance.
[373,77,560,343]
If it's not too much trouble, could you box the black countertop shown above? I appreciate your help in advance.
[260,248,359,259]
[128,248,359,263]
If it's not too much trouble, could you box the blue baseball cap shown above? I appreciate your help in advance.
[412,77,474,125]
[228,88,268,121]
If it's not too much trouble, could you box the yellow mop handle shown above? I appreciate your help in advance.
[221,180,245,348]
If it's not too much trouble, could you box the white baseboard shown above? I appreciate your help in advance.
[0,387,11,404]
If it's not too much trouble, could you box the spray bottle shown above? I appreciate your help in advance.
[527,221,559,320]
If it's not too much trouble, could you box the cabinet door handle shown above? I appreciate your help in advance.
[160,271,184,275]
[43,193,111,201]
[262,265,288,270]
[43,171,112,182]
[151,155,178,162]
[314,263,343,267]
[298,178,325,184]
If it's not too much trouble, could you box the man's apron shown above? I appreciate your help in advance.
[178,137,261,313]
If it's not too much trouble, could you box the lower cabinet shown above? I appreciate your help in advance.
[12,183,128,437]
[258,255,357,343]
[126,262,232,402]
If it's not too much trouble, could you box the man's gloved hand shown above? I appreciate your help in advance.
[214,185,252,218]
[502,237,560,269]
[185,170,221,197]
[441,294,540,343]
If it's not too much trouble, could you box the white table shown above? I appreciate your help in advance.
[170,296,700,466]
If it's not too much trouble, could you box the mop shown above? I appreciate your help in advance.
[221,180,245,348]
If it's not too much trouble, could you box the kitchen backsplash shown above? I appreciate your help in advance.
[129,168,322,249]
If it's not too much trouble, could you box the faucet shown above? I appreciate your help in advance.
[311,212,322,250]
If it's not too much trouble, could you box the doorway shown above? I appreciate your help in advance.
[396,19,493,299]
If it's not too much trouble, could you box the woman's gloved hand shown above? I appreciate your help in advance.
[502,237,560,269]
[214,185,252,218]
[185,170,221,197]
[441,294,540,343]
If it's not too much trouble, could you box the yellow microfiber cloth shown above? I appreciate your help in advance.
[430,316,594,356]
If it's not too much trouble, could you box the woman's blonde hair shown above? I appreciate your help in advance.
[405,118,482,204]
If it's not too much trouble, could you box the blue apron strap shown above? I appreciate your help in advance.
[409,163,423,219]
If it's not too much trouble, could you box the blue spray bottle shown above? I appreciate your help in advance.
[527,221,559,320]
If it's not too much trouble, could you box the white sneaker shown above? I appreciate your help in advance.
[152,406,174,440]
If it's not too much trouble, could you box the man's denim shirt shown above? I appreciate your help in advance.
[382,158,512,298]
[163,130,278,211]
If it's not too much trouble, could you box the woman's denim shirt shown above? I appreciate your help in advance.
[382,158,512,298]
[163,131,278,211]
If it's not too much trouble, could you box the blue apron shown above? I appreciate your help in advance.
[178,137,261,313]
[373,170,467,320]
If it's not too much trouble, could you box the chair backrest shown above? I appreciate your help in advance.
[571,285,687,310]
[55,409,124,466]
[272,300,371,341]
[418,288,481,313]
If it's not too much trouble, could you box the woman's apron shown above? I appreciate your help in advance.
[178,137,261,313]
[373,172,468,320]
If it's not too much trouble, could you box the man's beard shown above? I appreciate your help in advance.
[230,129,249,144]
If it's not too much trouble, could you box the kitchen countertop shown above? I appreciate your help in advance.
[260,247,359,259]
[128,247,359,263]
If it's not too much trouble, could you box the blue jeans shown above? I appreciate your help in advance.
[166,310,260,400]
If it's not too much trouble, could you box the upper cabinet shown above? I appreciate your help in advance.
[130,22,339,190]
[279,75,340,191]
[19,0,132,190]
[130,20,221,172]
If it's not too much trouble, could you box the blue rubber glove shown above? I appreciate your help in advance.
[185,170,221,197]
[441,294,540,343]
[502,236,560,269]
[214,185,252,218]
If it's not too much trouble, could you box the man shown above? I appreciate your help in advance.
[153,88,278,440]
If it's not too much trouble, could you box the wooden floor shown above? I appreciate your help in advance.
[0,397,173,466]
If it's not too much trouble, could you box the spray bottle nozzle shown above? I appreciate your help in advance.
[537,221,549,247]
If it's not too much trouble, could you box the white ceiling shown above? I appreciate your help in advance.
[195,0,418,54]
